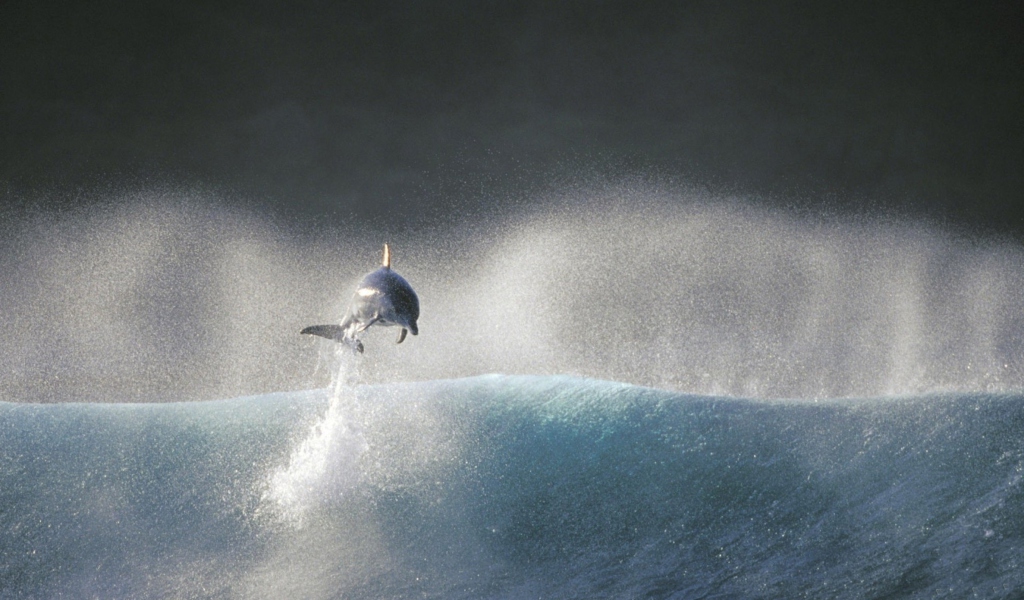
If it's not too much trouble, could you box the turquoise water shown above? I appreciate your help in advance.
[2,374,1023,598]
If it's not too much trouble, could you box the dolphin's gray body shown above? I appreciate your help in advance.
[301,244,419,353]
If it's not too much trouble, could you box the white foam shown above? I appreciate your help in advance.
[265,352,368,526]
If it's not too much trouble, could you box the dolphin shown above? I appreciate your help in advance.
[301,244,419,353]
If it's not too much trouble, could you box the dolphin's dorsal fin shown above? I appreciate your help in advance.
[382,243,391,269]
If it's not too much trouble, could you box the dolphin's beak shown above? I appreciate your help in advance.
[408,320,418,335]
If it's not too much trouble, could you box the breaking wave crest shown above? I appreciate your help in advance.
[2,375,1024,598]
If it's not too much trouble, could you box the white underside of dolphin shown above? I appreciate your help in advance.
[301,244,420,353]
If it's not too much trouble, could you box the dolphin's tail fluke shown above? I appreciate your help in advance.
[300,324,345,340]
[382,243,391,269]
[300,324,364,353]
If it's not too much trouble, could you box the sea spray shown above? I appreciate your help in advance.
[4,189,1024,402]
[265,349,368,525]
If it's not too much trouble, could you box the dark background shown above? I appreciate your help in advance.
[2,0,1022,234]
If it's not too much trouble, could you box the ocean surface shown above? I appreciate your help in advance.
[2,374,1023,599]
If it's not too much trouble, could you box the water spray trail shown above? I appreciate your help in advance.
[266,349,368,526]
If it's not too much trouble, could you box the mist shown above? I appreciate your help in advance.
[3,181,1022,403]
[2,2,1023,401]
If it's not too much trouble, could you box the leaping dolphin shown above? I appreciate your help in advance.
[301,244,419,353]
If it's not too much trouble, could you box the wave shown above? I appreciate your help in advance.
[2,375,1023,598]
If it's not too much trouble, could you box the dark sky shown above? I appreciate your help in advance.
[2,0,1022,233]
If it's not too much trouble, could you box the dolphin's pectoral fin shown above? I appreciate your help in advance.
[345,337,365,354]
[396,328,408,344]
[301,324,346,341]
